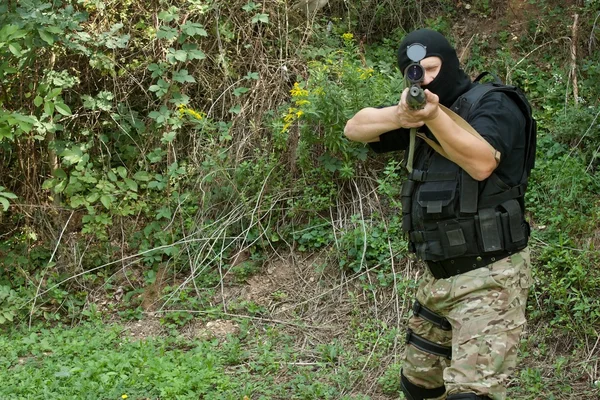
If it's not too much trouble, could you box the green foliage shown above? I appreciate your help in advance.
[292,31,403,179]
[378,363,403,395]
[0,186,17,212]
[337,214,407,274]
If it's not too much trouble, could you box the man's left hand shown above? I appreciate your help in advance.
[400,89,441,127]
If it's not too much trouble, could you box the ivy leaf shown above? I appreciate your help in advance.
[251,13,269,24]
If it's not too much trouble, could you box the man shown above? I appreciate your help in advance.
[344,29,535,400]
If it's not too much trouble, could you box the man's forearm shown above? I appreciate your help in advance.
[426,110,496,181]
[344,106,405,143]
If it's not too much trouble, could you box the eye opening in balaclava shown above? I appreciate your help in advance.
[397,29,472,107]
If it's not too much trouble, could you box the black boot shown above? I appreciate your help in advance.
[400,371,445,400]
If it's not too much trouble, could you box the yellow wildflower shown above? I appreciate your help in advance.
[178,105,205,120]
[342,32,354,42]
[290,82,309,98]
[359,68,374,80]
[122,396,128,400]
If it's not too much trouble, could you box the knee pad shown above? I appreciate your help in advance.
[401,371,445,400]
[446,393,492,400]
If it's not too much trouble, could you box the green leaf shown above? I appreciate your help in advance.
[181,44,206,60]
[8,43,22,56]
[0,197,9,212]
[157,26,179,40]
[181,22,208,37]
[100,195,112,209]
[124,178,138,192]
[161,131,176,143]
[34,96,43,107]
[38,29,54,45]
[117,166,127,179]
[54,103,72,116]
[233,87,250,97]
[158,10,178,22]
[244,72,260,80]
[172,70,196,83]
[186,49,206,61]
[242,1,259,12]
[44,101,55,116]
[251,13,269,24]
[107,171,118,182]
[173,50,187,62]
[229,105,241,115]
[54,179,67,193]
[86,192,100,203]
[0,191,17,199]
[47,88,62,99]
[156,207,172,220]
[69,195,86,208]
[42,179,56,190]
[60,148,83,165]
[133,171,152,181]
[53,168,67,179]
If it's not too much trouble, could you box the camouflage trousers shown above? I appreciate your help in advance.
[403,248,532,400]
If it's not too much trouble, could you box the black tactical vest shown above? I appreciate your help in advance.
[400,78,536,262]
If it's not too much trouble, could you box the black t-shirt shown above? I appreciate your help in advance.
[368,90,526,187]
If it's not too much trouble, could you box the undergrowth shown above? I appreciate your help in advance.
[0,0,599,398]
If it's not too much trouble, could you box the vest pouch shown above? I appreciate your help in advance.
[437,220,468,258]
[499,199,529,252]
[458,219,480,255]
[416,180,458,220]
[402,214,412,232]
[401,180,415,233]
[474,209,505,253]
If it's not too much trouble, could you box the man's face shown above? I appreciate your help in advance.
[420,56,442,86]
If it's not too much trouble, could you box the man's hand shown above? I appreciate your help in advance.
[396,89,440,128]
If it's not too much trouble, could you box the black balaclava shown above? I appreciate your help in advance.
[397,29,472,108]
